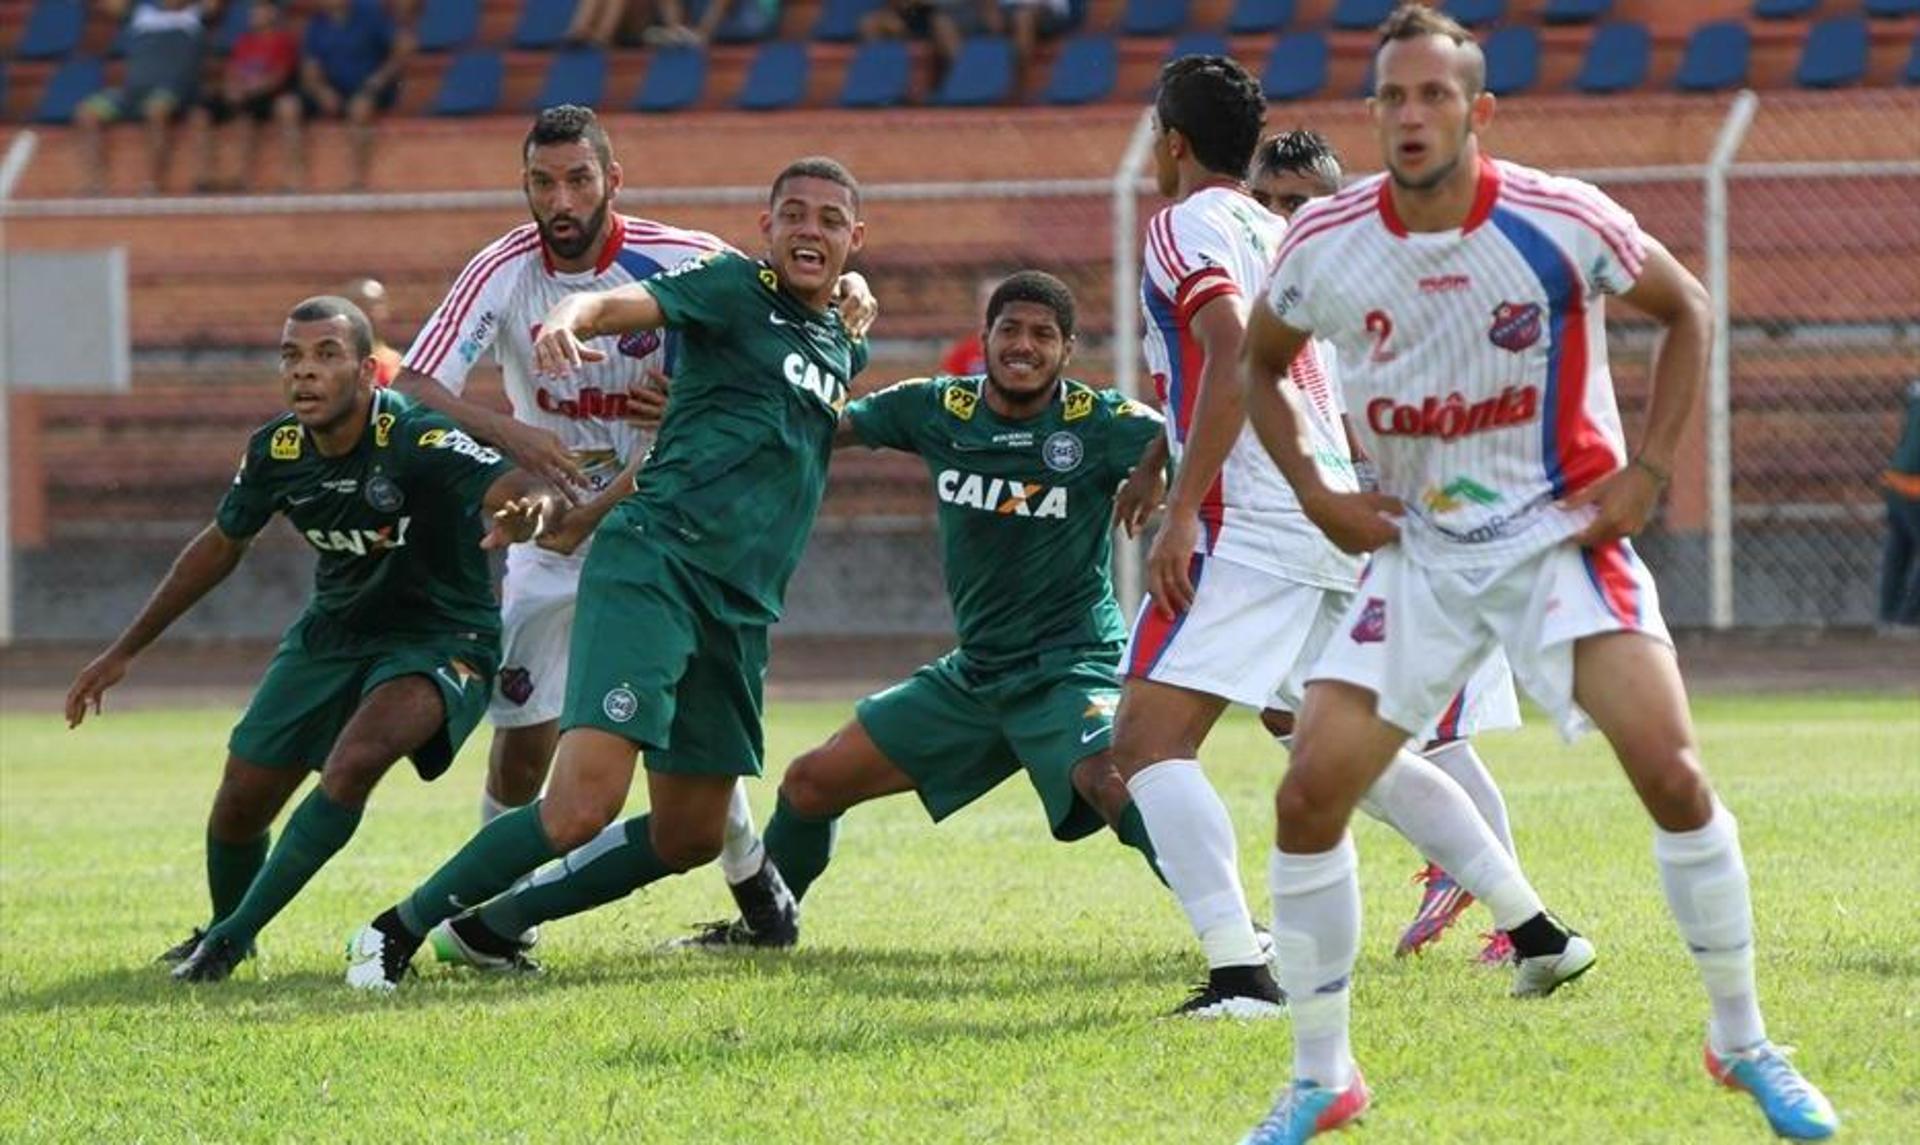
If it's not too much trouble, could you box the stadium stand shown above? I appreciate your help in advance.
[27,54,100,123]
[1676,20,1752,91]
[1165,31,1229,64]
[1483,25,1540,93]
[1332,0,1399,31]
[1041,34,1118,103]
[1798,16,1871,88]
[933,36,1016,106]
[1865,0,1920,17]
[431,48,504,114]
[1227,0,1294,34]
[813,0,884,41]
[632,45,707,111]
[416,0,482,54]
[1121,0,1190,37]
[738,39,809,110]
[1263,32,1330,100]
[1542,0,1612,23]
[1752,0,1817,20]
[511,0,575,49]
[531,45,607,108]
[15,0,85,60]
[1576,22,1652,92]
[840,38,913,106]
[1442,0,1506,29]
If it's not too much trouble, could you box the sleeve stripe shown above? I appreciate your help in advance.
[1177,276,1240,324]
[1503,187,1645,277]
[408,233,540,376]
[1499,172,1645,273]
[1156,210,1193,277]
[403,224,536,371]
[1145,209,1184,287]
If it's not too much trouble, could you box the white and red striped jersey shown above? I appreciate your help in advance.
[402,213,730,493]
[1264,157,1648,569]
[1141,185,1360,589]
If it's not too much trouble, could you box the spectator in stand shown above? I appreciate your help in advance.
[342,276,405,384]
[564,0,637,47]
[993,0,1070,96]
[1878,378,1920,637]
[278,0,412,191]
[74,0,219,195]
[861,0,982,93]
[189,1,299,192]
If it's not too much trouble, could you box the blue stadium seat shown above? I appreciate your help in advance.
[16,0,85,61]
[1165,32,1229,63]
[632,45,707,111]
[1227,0,1294,34]
[513,0,576,49]
[839,39,910,107]
[933,36,1014,106]
[1865,0,1920,17]
[213,0,253,52]
[1122,0,1189,36]
[1483,25,1539,94]
[1675,21,1750,91]
[737,41,808,110]
[1443,0,1505,28]
[431,49,503,114]
[699,0,781,44]
[1752,0,1817,19]
[1908,31,1920,83]
[531,47,607,108]
[416,0,480,53]
[813,0,884,41]
[1041,35,1117,104]
[30,56,102,122]
[1575,22,1650,92]
[1542,0,1611,23]
[1263,32,1328,101]
[1331,0,1396,31]
[1796,16,1868,87]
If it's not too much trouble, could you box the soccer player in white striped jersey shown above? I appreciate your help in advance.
[393,106,876,956]
[1112,56,1586,1021]
[1254,128,1529,966]
[1237,9,1835,1142]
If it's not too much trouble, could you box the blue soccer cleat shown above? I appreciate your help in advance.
[1239,1070,1370,1145]
[1705,1041,1840,1139]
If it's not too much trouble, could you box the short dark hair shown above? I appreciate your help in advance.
[1154,55,1266,179]
[985,271,1076,340]
[1253,129,1344,189]
[524,104,613,173]
[1376,4,1486,95]
[771,156,861,212]
[287,295,374,359]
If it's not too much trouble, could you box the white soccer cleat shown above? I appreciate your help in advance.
[344,922,413,992]
[1511,933,1596,998]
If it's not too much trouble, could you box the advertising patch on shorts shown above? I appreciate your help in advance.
[603,686,639,723]
[1351,597,1387,644]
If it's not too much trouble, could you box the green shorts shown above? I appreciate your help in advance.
[229,612,497,780]
[560,517,768,777]
[856,644,1123,842]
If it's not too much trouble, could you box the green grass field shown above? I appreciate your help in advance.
[2,694,1916,1142]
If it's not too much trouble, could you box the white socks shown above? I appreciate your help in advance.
[480,788,516,826]
[1655,800,1766,1053]
[1126,759,1264,969]
[718,779,766,884]
[1269,837,1359,1089]
[1422,738,1516,858]
[1358,748,1544,931]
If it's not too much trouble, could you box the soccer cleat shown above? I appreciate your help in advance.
[429,916,542,975]
[157,927,209,965]
[1395,862,1475,957]
[669,859,801,951]
[1705,1041,1839,1140]
[1510,932,1596,998]
[1172,963,1287,1020]
[1475,930,1515,966]
[344,911,421,993]
[170,933,248,984]
[1239,1069,1371,1144]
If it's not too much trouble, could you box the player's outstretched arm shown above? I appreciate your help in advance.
[533,284,667,377]
[1147,295,1250,616]
[1564,238,1711,546]
[1241,305,1401,555]
[392,367,587,494]
[65,524,249,728]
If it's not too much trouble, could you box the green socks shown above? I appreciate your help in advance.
[763,793,838,903]
[397,802,559,936]
[1116,802,1166,886]
[206,789,361,949]
[205,832,270,926]
[477,814,676,939]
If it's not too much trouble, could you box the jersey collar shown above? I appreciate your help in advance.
[541,213,626,276]
[1377,153,1501,238]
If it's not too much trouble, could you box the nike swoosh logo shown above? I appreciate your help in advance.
[436,667,467,693]
[1081,724,1111,745]
[286,493,322,506]
[769,311,793,327]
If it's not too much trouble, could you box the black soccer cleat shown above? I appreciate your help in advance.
[1172,962,1288,1020]
[157,927,208,966]
[726,858,800,947]
[171,933,249,984]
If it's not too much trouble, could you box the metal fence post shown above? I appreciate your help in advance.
[1705,91,1758,629]
[1111,107,1156,619]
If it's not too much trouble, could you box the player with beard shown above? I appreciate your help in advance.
[347,157,872,989]
[391,108,875,939]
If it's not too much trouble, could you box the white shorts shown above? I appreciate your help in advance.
[1309,538,1672,741]
[1121,554,1519,741]
[488,544,583,728]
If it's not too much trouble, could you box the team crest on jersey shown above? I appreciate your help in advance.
[1042,432,1083,473]
[1350,597,1387,645]
[363,474,404,513]
[1063,388,1094,422]
[498,666,534,706]
[270,425,302,461]
[1488,302,1543,353]
[374,412,395,449]
[943,384,979,421]
[617,330,662,359]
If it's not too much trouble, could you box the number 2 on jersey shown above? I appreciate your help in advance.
[1365,310,1396,363]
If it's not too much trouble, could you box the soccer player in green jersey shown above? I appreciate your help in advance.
[345,157,871,990]
[62,295,612,984]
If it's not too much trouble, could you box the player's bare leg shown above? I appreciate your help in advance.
[483,721,556,822]
[1571,632,1836,1138]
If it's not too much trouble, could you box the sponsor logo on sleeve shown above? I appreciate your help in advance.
[943,384,978,421]
[417,427,504,465]
[374,412,395,449]
[270,425,302,461]
[1063,388,1094,422]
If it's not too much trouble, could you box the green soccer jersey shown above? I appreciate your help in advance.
[847,375,1165,670]
[216,388,514,638]
[633,250,870,619]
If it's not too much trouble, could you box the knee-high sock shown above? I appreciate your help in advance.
[763,792,838,903]
[397,802,558,937]
[1126,759,1261,969]
[718,779,766,884]
[477,813,676,940]
[1269,836,1360,1089]
[1655,800,1766,1054]
[205,832,269,928]
[1421,739,1516,858]
[206,789,361,948]
[1358,748,1543,930]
